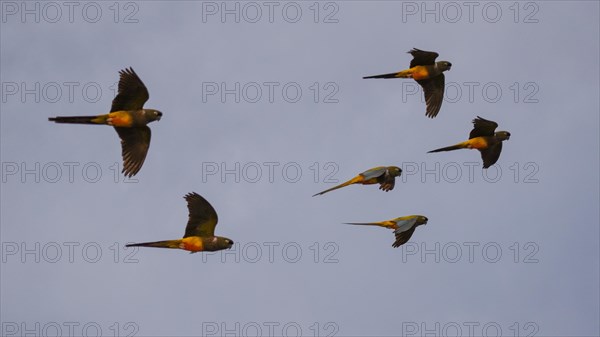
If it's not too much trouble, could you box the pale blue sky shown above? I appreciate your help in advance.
[1,1,599,336]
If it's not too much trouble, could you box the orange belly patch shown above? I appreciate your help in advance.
[108,111,134,127]
[410,66,431,80]
[467,137,489,150]
[181,237,204,252]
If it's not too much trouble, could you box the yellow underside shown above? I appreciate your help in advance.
[361,177,380,185]
[379,221,399,230]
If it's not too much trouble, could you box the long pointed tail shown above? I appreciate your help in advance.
[428,142,467,153]
[126,239,182,249]
[344,222,381,227]
[344,221,396,229]
[363,69,411,79]
[48,115,107,124]
[312,176,363,197]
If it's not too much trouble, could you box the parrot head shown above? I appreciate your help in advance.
[217,237,235,250]
[388,166,402,177]
[436,61,452,72]
[495,131,511,141]
[143,109,163,123]
[417,216,428,225]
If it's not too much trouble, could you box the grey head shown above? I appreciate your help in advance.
[216,236,235,250]
[435,61,452,72]
[387,166,402,177]
[143,109,163,123]
[416,215,428,226]
[495,131,511,141]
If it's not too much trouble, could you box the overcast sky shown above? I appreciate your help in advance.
[1,1,599,336]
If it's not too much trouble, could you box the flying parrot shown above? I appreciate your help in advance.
[312,166,402,197]
[428,116,511,168]
[345,215,429,248]
[364,48,452,118]
[126,192,234,253]
[48,67,162,177]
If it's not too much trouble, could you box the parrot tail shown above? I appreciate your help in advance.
[312,176,363,197]
[48,115,107,124]
[363,69,411,79]
[428,141,468,153]
[344,221,397,229]
[344,222,381,227]
[126,240,182,249]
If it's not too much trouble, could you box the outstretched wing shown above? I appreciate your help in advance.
[111,67,149,112]
[392,227,417,248]
[114,126,151,177]
[470,116,498,139]
[417,73,445,118]
[480,142,503,168]
[183,193,219,238]
[360,166,388,180]
[392,217,419,248]
[409,48,439,67]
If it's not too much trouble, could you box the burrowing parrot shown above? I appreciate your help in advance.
[363,48,451,118]
[48,67,162,177]
[312,166,402,197]
[345,215,429,248]
[428,116,511,168]
[126,192,234,253]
